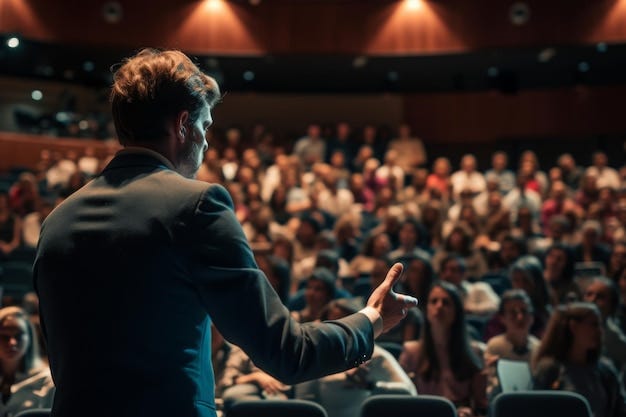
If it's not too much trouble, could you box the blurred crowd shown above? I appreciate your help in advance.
[0,121,625,417]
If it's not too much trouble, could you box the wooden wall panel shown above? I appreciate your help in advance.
[0,132,117,171]
[403,85,626,143]
[2,0,626,54]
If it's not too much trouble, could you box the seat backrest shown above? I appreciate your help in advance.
[496,359,532,392]
[14,409,52,417]
[490,391,592,417]
[227,399,328,417]
[361,394,457,417]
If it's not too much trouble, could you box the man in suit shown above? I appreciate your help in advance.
[34,48,417,417]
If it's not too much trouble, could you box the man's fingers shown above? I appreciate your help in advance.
[396,293,418,308]
[382,262,404,289]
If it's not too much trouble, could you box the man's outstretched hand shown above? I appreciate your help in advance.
[362,263,418,337]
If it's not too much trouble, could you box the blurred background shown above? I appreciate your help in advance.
[0,0,625,169]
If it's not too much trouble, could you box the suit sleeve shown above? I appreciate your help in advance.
[188,184,374,385]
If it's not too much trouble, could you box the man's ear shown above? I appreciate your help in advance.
[175,110,190,143]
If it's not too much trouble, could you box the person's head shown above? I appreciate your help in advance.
[438,255,466,286]
[322,297,364,321]
[444,224,472,254]
[460,154,477,173]
[550,180,567,202]
[297,213,323,247]
[534,302,602,366]
[0,307,41,374]
[271,235,294,265]
[432,157,451,177]
[307,123,321,139]
[384,149,398,167]
[544,244,574,282]
[110,49,220,178]
[548,215,570,240]
[398,218,422,249]
[583,276,620,321]
[426,282,463,333]
[362,232,391,258]
[581,220,602,248]
[492,151,508,171]
[500,235,526,266]
[592,151,608,168]
[498,289,534,338]
[315,249,340,276]
[421,281,480,380]
[510,255,551,314]
[398,254,434,302]
[610,241,626,277]
[557,153,575,172]
[304,267,336,309]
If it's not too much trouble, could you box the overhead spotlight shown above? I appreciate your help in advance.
[596,42,608,53]
[31,90,43,101]
[206,0,223,10]
[406,0,422,10]
[243,71,255,81]
[7,37,20,48]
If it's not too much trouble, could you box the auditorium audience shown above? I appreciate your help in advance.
[1,119,626,414]
[295,297,416,417]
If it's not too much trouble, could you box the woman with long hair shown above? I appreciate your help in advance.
[532,302,626,417]
[0,306,54,416]
[399,282,487,417]
[484,255,551,340]
[543,243,580,304]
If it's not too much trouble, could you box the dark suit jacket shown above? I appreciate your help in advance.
[34,149,374,417]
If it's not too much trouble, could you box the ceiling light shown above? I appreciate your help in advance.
[406,0,422,10]
[31,90,43,101]
[7,37,20,48]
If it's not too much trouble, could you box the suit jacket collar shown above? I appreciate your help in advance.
[102,147,176,173]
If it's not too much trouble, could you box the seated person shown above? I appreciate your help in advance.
[583,276,626,381]
[532,302,626,417]
[219,344,290,412]
[484,290,540,399]
[484,255,551,341]
[295,298,416,417]
[0,307,54,416]
[291,268,336,323]
[400,282,487,417]
[438,255,500,316]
